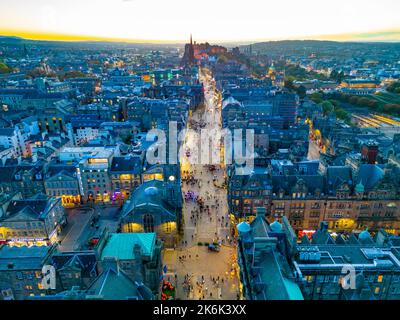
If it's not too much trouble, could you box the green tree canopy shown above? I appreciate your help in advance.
[0,62,12,74]
[321,101,334,115]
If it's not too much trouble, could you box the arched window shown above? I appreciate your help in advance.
[143,214,155,233]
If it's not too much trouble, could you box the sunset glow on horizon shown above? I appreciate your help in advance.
[1,0,400,43]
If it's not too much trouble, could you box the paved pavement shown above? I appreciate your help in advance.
[58,207,95,252]
[57,205,121,252]
[163,246,239,300]
[162,67,240,300]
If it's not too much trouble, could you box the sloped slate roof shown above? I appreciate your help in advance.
[86,267,152,300]
[356,164,384,190]
[110,156,142,174]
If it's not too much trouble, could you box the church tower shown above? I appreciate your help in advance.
[188,34,195,65]
[180,34,196,67]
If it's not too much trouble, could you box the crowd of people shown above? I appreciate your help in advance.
[173,76,240,300]
[181,272,229,300]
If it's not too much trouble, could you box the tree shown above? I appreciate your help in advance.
[383,104,400,115]
[309,92,323,104]
[349,96,359,105]
[217,54,228,64]
[321,101,334,115]
[335,108,349,120]
[284,78,294,90]
[0,62,12,74]
[296,85,307,99]
[387,81,400,94]
[63,70,87,79]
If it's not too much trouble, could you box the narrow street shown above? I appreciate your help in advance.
[163,67,240,300]
[307,139,321,160]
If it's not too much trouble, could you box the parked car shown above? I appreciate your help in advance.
[208,244,220,252]
[88,237,99,247]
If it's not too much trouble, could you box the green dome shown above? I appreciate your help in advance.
[269,63,276,71]
[270,220,283,232]
[355,182,365,193]
[359,229,371,241]
[237,222,251,233]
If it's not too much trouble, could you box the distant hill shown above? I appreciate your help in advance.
[0,36,24,44]
[0,35,182,49]
[240,39,400,57]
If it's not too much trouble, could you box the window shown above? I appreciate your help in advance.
[143,214,155,233]
[375,287,380,294]
[378,275,383,283]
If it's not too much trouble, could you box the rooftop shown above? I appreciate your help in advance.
[0,245,51,271]
[100,233,156,261]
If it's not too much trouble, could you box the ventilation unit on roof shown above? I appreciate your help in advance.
[374,259,393,268]
[361,248,385,260]
[298,247,321,263]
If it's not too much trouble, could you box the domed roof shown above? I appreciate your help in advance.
[268,63,276,76]
[144,186,159,196]
[359,229,371,241]
[270,220,283,232]
[355,182,365,193]
[237,222,251,233]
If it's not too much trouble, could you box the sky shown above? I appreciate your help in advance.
[0,0,400,43]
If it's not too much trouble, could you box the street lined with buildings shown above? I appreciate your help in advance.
[166,67,240,300]
[0,34,399,302]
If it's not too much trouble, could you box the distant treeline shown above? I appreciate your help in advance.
[309,92,400,117]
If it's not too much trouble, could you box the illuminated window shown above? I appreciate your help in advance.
[38,283,44,290]
[143,214,155,233]
[88,158,108,164]
[377,275,383,283]
[375,287,380,294]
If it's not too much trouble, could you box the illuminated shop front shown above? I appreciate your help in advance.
[122,222,144,233]
[103,192,110,203]
[329,218,356,231]
[7,238,49,247]
[298,229,316,240]
[231,214,256,237]
[61,195,81,208]
[111,191,126,204]
[48,228,60,244]
[88,191,111,203]
[0,226,55,246]
[160,221,177,234]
